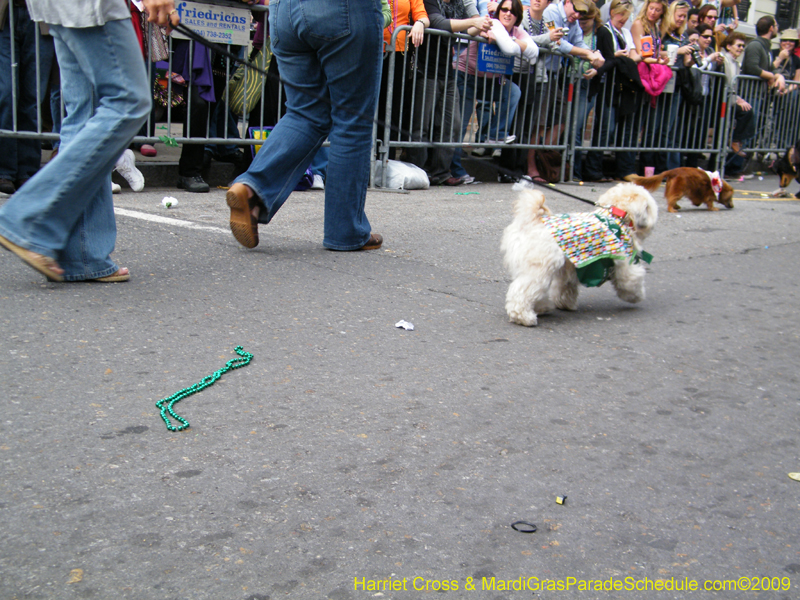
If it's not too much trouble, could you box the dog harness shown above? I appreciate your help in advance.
[542,209,652,287]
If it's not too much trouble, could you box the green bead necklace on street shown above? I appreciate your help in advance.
[156,346,253,431]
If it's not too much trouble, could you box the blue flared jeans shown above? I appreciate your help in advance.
[234,0,382,250]
[0,18,150,280]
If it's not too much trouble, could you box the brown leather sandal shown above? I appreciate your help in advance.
[358,233,383,250]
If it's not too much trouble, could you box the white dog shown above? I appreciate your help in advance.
[501,182,658,326]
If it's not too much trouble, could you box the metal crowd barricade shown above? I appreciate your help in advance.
[0,1,280,152]
[569,66,733,180]
[377,27,800,184]
[0,3,58,145]
[377,25,572,186]
[736,73,800,158]
[4,9,798,184]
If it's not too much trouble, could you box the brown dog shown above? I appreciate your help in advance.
[632,167,734,213]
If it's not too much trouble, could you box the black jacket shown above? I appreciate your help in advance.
[590,25,643,117]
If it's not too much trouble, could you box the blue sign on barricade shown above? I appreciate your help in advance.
[476,43,514,75]
[171,1,250,45]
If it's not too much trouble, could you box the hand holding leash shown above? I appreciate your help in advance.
[142,0,181,32]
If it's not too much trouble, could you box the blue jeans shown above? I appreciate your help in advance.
[475,75,516,142]
[451,71,521,179]
[0,19,150,280]
[235,0,382,250]
[0,3,55,181]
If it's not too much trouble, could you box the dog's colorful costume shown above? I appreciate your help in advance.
[542,209,652,287]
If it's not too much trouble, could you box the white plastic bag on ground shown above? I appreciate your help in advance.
[373,159,429,190]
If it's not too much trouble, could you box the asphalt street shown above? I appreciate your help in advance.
[1,173,799,600]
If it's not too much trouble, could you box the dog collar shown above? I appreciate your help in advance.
[699,168,722,200]
[605,205,635,231]
[609,206,627,220]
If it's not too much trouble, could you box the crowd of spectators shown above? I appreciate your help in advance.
[2,0,800,194]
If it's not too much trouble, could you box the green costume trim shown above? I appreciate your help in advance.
[573,213,653,288]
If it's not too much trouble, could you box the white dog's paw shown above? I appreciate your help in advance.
[507,307,538,327]
[555,298,578,311]
[552,284,579,311]
[612,261,646,303]
[616,287,645,304]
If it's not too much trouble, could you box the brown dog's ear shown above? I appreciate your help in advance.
[790,147,796,165]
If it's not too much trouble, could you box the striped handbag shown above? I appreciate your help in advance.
[226,41,273,117]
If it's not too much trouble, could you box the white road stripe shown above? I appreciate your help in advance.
[114,207,229,234]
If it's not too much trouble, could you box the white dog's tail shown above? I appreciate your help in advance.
[512,189,551,225]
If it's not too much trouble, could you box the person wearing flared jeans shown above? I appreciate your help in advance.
[232,0,383,250]
[0,14,150,281]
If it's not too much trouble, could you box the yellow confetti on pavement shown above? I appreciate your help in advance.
[67,568,83,584]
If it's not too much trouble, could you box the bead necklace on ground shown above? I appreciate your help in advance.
[156,346,254,431]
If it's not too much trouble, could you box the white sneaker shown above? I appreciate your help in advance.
[486,135,516,145]
[492,149,502,158]
[114,149,144,192]
[471,147,486,157]
[111,182,121,194]
[310,174,325,190]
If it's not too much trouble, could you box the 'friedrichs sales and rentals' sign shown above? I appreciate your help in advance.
[171,1,250,46]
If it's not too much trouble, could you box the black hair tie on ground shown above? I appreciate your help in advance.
[510,521,537,533]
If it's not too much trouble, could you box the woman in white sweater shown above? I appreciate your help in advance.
[448,0,538,184]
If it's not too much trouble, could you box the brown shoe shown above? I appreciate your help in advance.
[226,183,259,248]
[359,233,383,250]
